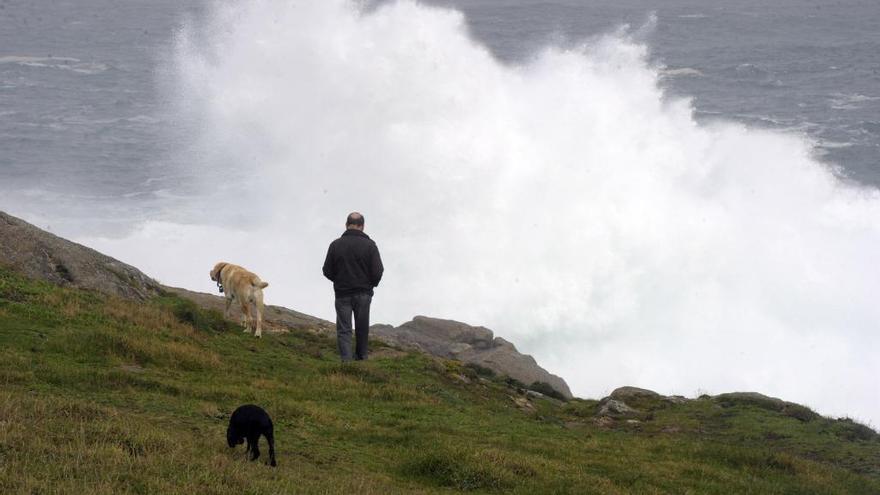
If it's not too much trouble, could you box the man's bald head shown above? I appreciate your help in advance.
[346,212,365,230]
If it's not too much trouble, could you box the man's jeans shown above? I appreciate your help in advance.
[334,293,372,362]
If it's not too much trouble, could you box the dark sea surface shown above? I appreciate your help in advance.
[1,0,878,233]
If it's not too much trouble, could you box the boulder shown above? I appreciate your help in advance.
[597,398,640,417]
[0,211,162,300]
[371,316,573,399]
[609,386,661,401]
[595,386,694,418]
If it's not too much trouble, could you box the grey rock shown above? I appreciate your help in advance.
[448,342,473,356]
[525,390,546,400]
[371,316,572,399]
[596,386,692,418]
[0,211,162,300]
[609,386,661,401]
[597,398,640,417]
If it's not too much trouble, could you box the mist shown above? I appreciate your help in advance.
[80,0,880,425]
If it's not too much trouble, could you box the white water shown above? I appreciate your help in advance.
[82,0,880,425]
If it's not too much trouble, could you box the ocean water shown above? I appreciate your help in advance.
[1,0,879,424]
[0,0,203,232]
[1,0,878,232]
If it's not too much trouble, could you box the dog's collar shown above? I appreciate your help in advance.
[216,263,228,294]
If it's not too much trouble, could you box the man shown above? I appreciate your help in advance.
[322,212,384,362]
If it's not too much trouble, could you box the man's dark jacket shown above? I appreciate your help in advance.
[323,229,384,297]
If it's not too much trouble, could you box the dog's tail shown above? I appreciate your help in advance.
[250,275,269,289]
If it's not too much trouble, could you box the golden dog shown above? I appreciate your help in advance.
[210,262,269,338]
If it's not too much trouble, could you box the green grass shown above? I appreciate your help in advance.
[0,267,878,494]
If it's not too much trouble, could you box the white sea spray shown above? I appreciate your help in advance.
[81,0,880,426]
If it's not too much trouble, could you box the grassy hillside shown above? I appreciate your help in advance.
[0,267,878,494]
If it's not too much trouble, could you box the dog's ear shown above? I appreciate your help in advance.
[210,262,224,281]
[227,425,238,448]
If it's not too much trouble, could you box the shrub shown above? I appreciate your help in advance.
[782,403,819,422]
[464,362,496,378]
[715,393,785,412]
[835,418,878,442]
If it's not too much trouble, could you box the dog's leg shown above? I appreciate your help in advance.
[240,302,251,333]
[266,429,276,467]
[224,295,232,319]
[247,433,260,461]
[251,302,262,338]
[253,294,263,338]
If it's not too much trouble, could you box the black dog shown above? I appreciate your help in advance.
[227,404,277,467]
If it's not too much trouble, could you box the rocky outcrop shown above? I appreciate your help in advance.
[371,316,573,399]
[596,386,688,418]
[0,211,162,300]
[593,387,821,426]
[597,398,639,417]
[609,386,662,401]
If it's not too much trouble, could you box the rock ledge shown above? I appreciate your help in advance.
[372,316,573,399]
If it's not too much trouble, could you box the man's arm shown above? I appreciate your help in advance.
[322,243,335,281]
[370,243,384,287]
